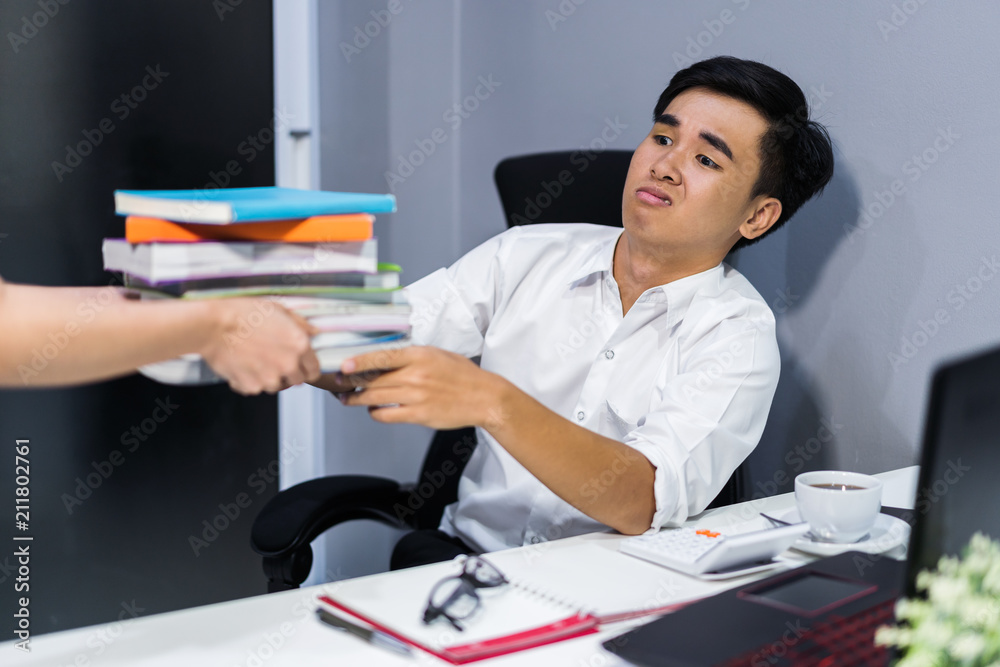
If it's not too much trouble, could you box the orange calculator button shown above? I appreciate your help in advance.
[695,529,721,538]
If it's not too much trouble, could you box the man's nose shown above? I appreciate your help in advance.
[650,149,681,183]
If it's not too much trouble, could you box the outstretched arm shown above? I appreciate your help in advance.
[332,346,657,535]
[0,279,321,394]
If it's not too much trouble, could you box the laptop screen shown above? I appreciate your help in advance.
[739,572,875,615]
[906,343,1000,590]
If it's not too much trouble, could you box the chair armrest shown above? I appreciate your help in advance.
[251,475,411,559]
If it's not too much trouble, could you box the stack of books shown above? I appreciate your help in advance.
[103,186,410,385]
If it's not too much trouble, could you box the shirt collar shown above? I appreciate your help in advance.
[639,262,726,309]
[567,229,726,304]
[620,262,727,333]
[567,229,622,284]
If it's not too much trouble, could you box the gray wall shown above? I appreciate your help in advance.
[315,0,1000,578]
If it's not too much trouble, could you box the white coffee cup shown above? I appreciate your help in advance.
[794,471,883,543]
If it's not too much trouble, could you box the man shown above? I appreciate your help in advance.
[320,56,834,567]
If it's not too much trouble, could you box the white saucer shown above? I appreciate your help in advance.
[774,509,910,557]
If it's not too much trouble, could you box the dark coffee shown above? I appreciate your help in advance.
[810,483,867,491]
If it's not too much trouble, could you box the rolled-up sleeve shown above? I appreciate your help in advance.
[623,306,780,531]
[405,229,514,358]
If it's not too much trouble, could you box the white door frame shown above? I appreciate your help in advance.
[273,0,327,587]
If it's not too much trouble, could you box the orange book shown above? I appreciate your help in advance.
[124,214,374,243]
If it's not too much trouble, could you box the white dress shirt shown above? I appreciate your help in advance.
[405,223,780,553]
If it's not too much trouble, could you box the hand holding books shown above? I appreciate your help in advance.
[0,279,318,394]
[103,186,410,388]
[3,187,404,393]
[195,297,321,395]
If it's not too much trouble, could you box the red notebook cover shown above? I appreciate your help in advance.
[316,593,598,664]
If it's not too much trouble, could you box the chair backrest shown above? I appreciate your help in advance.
[413,149,741,529]
[494,150,633,228]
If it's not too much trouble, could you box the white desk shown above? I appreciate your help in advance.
[5,467,917,666]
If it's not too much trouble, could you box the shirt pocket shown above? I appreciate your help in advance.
[604,400,641,439]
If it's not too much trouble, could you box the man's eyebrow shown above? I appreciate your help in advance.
[654,113,679,127]
[653,113,734,162]
[699,131,734,162]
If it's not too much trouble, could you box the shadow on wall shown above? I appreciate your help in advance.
[732,168,862,500]
[822,156,928,470]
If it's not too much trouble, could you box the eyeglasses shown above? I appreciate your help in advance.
[422,556,509,632]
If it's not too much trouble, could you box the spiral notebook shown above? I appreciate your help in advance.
[317,558,600,664]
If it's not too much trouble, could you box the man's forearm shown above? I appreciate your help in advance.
[482,374,657,535]
[335,346,658,535]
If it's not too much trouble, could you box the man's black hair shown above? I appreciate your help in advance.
[654,56,834,252]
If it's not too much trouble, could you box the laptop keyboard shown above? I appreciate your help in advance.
[718,598,896,666]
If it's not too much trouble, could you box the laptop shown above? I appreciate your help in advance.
[604,343,1000,667]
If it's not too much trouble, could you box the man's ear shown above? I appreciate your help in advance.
[739,197,782,241]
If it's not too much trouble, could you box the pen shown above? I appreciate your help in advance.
[315,607,412,657]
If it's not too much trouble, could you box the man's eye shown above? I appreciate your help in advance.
[698,155,719,169]
[654,135,672,146]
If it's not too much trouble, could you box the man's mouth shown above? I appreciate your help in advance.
[635,186,672,206]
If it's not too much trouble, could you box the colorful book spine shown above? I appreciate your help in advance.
[124,214,374,243]
[114,186,397,223]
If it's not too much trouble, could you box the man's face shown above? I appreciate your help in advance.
[621,87,771,262]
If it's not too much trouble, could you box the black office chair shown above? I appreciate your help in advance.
[250,150,744,592]
[493,149,631,227]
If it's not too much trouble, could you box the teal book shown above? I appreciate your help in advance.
[114,187,397,224]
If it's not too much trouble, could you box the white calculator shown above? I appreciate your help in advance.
[619,523,809,576]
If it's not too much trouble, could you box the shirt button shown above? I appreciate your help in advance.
[605,349,615,360]
[576,411,585,422]
[530,536,541,544]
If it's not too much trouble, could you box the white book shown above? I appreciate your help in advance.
[137,338,411,386]
[103,238,377,282]
[271,296,411,318]
[308,314,411,332]
[313,338,411,370]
